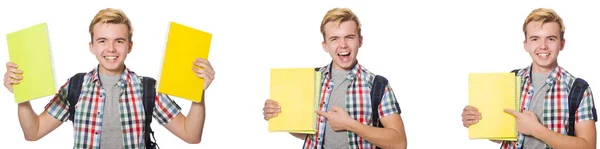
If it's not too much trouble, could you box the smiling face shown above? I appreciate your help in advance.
[322,21,362,70]
[520,8,566,74]
[523,21,565,74]
[87,8,133,75]
[89,23,132,75]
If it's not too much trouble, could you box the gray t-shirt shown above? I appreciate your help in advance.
[323,69,351,149]
[522,72,550,149]
[99,74,124,149]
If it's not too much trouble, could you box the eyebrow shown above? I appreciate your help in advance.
[528,35,558,39]
[95,37,127,41]
[328,36,339,41]
[95,37,107,41]
[328,34,356,40]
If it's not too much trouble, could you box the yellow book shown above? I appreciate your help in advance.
[269,68,321,134]
[6,23,56,103]
[468,72,521,141]
[158,22,212,102]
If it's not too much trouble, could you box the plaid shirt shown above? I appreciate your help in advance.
[501,65,597,149]
[303,62,402,149]
[45,66,181,149]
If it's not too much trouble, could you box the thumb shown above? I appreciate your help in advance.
[316,110,329,118]
[503,109,520,117]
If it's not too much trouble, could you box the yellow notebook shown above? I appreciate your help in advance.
[6,23,56,103]
[158,22,212,102]
[468,72,521,141]
[268,68,321,134]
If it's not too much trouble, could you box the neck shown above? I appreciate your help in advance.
[531,63,557,75]
[331,61,357,71]
[99,66,124,76]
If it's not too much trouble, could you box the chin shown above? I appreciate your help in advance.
[534,61,557,68]
[101,63,123,70]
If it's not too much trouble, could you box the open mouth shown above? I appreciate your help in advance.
[103,56,118,61]
[536,53,550,58]
[337,51,351,61]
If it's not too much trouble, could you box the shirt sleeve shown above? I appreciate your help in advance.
[44,79,71,122]
[378,83,401,118]
[576,87,597,122]
[153,93,182,125]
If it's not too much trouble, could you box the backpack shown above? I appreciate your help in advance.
[511,69,597,136]
[66,73,159,149]
[370,75,400,128]
[370,75,395,149]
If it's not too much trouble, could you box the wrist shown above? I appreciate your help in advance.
[17,101,31,106]
[346,119,361,132]
[531,124,547,138]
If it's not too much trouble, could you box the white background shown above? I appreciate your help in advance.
[0,0,599,148]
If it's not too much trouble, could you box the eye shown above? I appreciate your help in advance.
[98,40,105,43]
[531,38,538,42]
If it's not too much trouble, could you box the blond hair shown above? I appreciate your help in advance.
[523,8,565,40]
[320,8,362,41]
[88,8,133,41]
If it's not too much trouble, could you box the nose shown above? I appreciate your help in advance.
[339,38,349,49]
[539,40,548,50]
[106,41,117,52]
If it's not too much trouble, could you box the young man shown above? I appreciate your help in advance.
[2,8,214,148]
[461,8,597,149]
[262,7,407,149]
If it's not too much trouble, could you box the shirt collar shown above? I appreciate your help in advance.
[322,61,362,82]
[90,64,133,88]
[522,64,563,86]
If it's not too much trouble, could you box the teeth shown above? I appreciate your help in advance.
[338,52,350,56]
[538,54,549,57]
[104,56,117,60]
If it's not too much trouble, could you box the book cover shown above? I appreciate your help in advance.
[157,22,212,102]
[268,68,321,134]
[468,72,521,141]
[6,23,56,103]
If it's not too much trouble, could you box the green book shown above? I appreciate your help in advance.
[6,23,56,103]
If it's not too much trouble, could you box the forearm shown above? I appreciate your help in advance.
[183,92,206,143]
[17,102,40,141]
[348,121,406,149]
[289,133,307,140]
[534,127,592,149]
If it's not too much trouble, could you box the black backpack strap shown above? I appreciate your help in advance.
[67,73,86,122]
[510,69,520,75]
[567,78,589,136]
[141,77,158,149]
[371,75,392,149]
[371,75,389,128]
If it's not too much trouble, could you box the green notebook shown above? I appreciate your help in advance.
[6,23,56,103]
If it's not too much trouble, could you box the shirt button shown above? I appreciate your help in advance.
[97,112,100,115]
[100,95,104,98]
[95,132,99,135]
